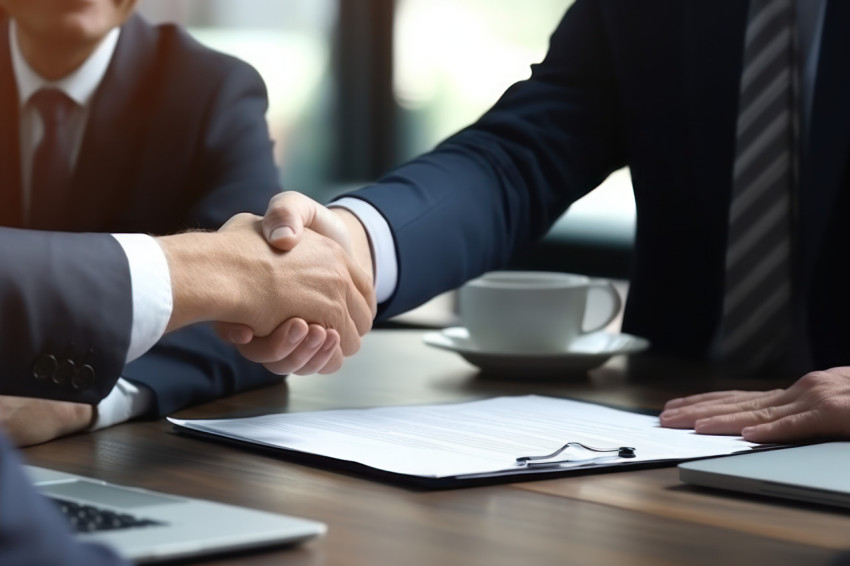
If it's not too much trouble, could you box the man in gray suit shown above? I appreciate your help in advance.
[0,213,374,564]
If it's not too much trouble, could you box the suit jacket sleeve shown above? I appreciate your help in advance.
[342,0,626,320]
[122,324,283,417]
[119,22,283,414]
[0,432,130,565]
[188,58,282,227]
[0,229,132,404]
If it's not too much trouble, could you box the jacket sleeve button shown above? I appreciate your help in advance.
[32,355,57,380]
[52,359,76,386]
[72,364,95,390]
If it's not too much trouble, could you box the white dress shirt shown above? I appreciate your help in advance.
[330,197,397,304]
[9,20,173,428]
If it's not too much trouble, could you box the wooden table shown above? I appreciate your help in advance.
[22,330,850,565]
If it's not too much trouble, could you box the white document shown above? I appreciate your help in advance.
[169,395,763,482]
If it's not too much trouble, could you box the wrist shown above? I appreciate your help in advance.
[156,232,237,332]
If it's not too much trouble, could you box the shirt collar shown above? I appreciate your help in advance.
[9,19,121,109]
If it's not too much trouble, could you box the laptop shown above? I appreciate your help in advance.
[25,465,326,563]
[678,442,850,508]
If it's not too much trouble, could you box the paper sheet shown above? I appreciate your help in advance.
[169,395,761,480]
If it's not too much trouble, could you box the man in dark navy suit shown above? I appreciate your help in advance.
[0,0,349,445]
[258,0,850,443]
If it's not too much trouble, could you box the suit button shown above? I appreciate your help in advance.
[72,364,95,390]
[53,359,76,385]
[32,355,57,380]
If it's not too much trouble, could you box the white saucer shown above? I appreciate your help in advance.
[423,327,649,378]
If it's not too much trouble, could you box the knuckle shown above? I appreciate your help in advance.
[799,371,828,388]
[756,406,780,422]
[818,395,845,413]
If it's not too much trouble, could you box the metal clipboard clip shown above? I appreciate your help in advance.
[516,442,636,469]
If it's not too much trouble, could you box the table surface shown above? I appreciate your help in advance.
[22,330,850,566]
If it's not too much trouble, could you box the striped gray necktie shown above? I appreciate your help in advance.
[718,0,797,367]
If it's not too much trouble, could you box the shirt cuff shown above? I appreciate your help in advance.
[110,234,172,363]
[89,378,154,430]
[330,197,398,304]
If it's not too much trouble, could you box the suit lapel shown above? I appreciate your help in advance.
[800,0,850,285]
[65,15,156,231]
[0,19,23,228]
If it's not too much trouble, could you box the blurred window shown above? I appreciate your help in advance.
[136,0,633,241]
[393,0,634,253]
[137,0,337,190]
[394,0,570,158]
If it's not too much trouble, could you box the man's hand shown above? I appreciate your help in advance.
[261,192,374,281]
[157,213,375,373]
[216,193,377,375]
[0,396,93,446]
[659,367,850,443]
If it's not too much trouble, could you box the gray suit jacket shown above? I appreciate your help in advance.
[0,432,128,565]
[0,228,134,564]
[0,228,132,404]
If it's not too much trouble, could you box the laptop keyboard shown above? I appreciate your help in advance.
[51,497,166,533]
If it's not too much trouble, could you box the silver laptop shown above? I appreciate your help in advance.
[679,442,850,508]
[25,466,326,563]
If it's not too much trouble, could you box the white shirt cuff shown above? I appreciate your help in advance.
[90,378,154,430]
[111,234,173,363]
[330,197,398,304]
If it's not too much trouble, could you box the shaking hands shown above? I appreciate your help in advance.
[190,192,377,376]
[0,195,373,448]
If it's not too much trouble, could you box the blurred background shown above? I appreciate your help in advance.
[138,0,635,288]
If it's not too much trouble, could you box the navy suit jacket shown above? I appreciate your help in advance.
[0,15,284,415]
[348,0,850,371]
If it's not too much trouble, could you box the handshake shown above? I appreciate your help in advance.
[158,192,377,376]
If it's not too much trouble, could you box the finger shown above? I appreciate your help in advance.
[318,343,345,375]
[214,322,254,345]
[293,330,340,376]
[344,256,377,333]
[693,402,799,435]
[263,192,352,254]
[660,392,786,428]
[664,390,776,410]
[235,318,309,364]
[262,192,311,251]
[742,411,824,443]
[344,247,376,312]
[336,311,363,357]
[263,325,327,375]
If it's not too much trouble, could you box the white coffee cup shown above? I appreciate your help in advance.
[458,271,622,354]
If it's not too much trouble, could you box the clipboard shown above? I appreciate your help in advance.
[169,395,771,489]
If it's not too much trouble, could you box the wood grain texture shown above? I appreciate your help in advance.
[21,330,842,565]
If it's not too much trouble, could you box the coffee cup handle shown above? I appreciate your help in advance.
[582,280,622,334]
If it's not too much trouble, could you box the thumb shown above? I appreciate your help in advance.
[262,191,352,254]
[213,322,254,345]
[262,191,315,251]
